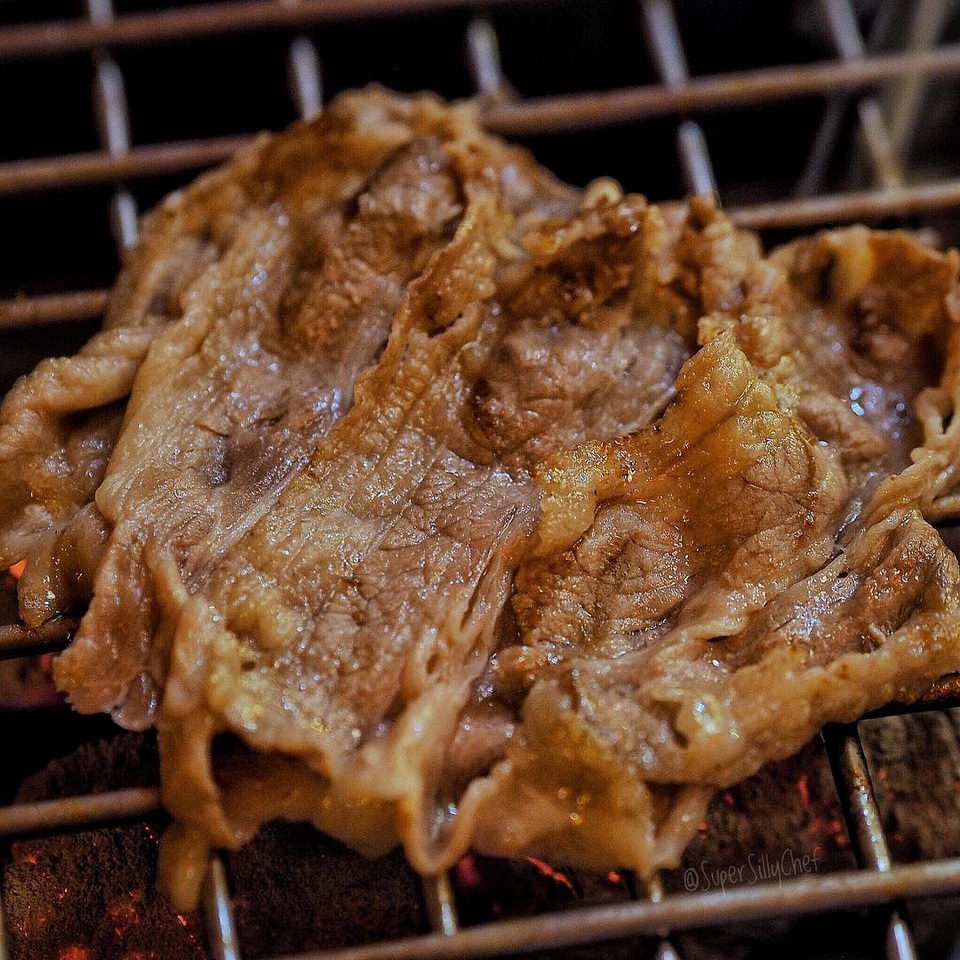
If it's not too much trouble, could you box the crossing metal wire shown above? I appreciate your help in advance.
[3,1,960,957]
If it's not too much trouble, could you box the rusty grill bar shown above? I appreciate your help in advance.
[825,727,918,960]
[3,0,960,957]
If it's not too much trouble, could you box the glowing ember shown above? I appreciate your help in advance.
[525,857,577,894]
[807,813,849,849]
[173,910,205,958]
[873,765,898,804]
[7,559,26,580]
[108,896,142,937]
[796,773,811,808]
[455,853,482,889]
[57,947,92,960]
[11,841,40,865]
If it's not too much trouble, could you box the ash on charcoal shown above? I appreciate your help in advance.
[3,718,959,959]
[861,710,960,862]
[229,824,427,958]
[667,740,856,894]
[4,733,199,960]
[3,732,427,959]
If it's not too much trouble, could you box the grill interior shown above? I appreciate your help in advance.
[5,1,960,958]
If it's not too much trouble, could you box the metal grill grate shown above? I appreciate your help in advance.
[4,1,960,957]
[7,0,960,327]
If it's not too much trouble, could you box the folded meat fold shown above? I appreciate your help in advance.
[4,89,960,909]
[467,222,960,875]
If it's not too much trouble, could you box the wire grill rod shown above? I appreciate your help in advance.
[638,0,717,197]
[205,856,242,960]
[265,859,960,960]
[802,0,903,194]
[0,0,548,61]
[7,42,960,201]
[825,726,918,960]
[85,0,139,253]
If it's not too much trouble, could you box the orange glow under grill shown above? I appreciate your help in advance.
[525,858,577,894]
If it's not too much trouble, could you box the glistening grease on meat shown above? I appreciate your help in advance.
[2,90,960,910]
[53,92,575,729]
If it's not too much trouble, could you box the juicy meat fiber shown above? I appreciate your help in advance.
[3,89,960,909]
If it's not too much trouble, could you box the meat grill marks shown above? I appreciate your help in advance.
[3,90,960,909]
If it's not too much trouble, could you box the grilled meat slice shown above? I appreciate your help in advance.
[156,191,721,908]
[463,224,960,873]
[479,330,960,875]
[2,90,959,910]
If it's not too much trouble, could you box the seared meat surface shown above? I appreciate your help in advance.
[3,89,960,909]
